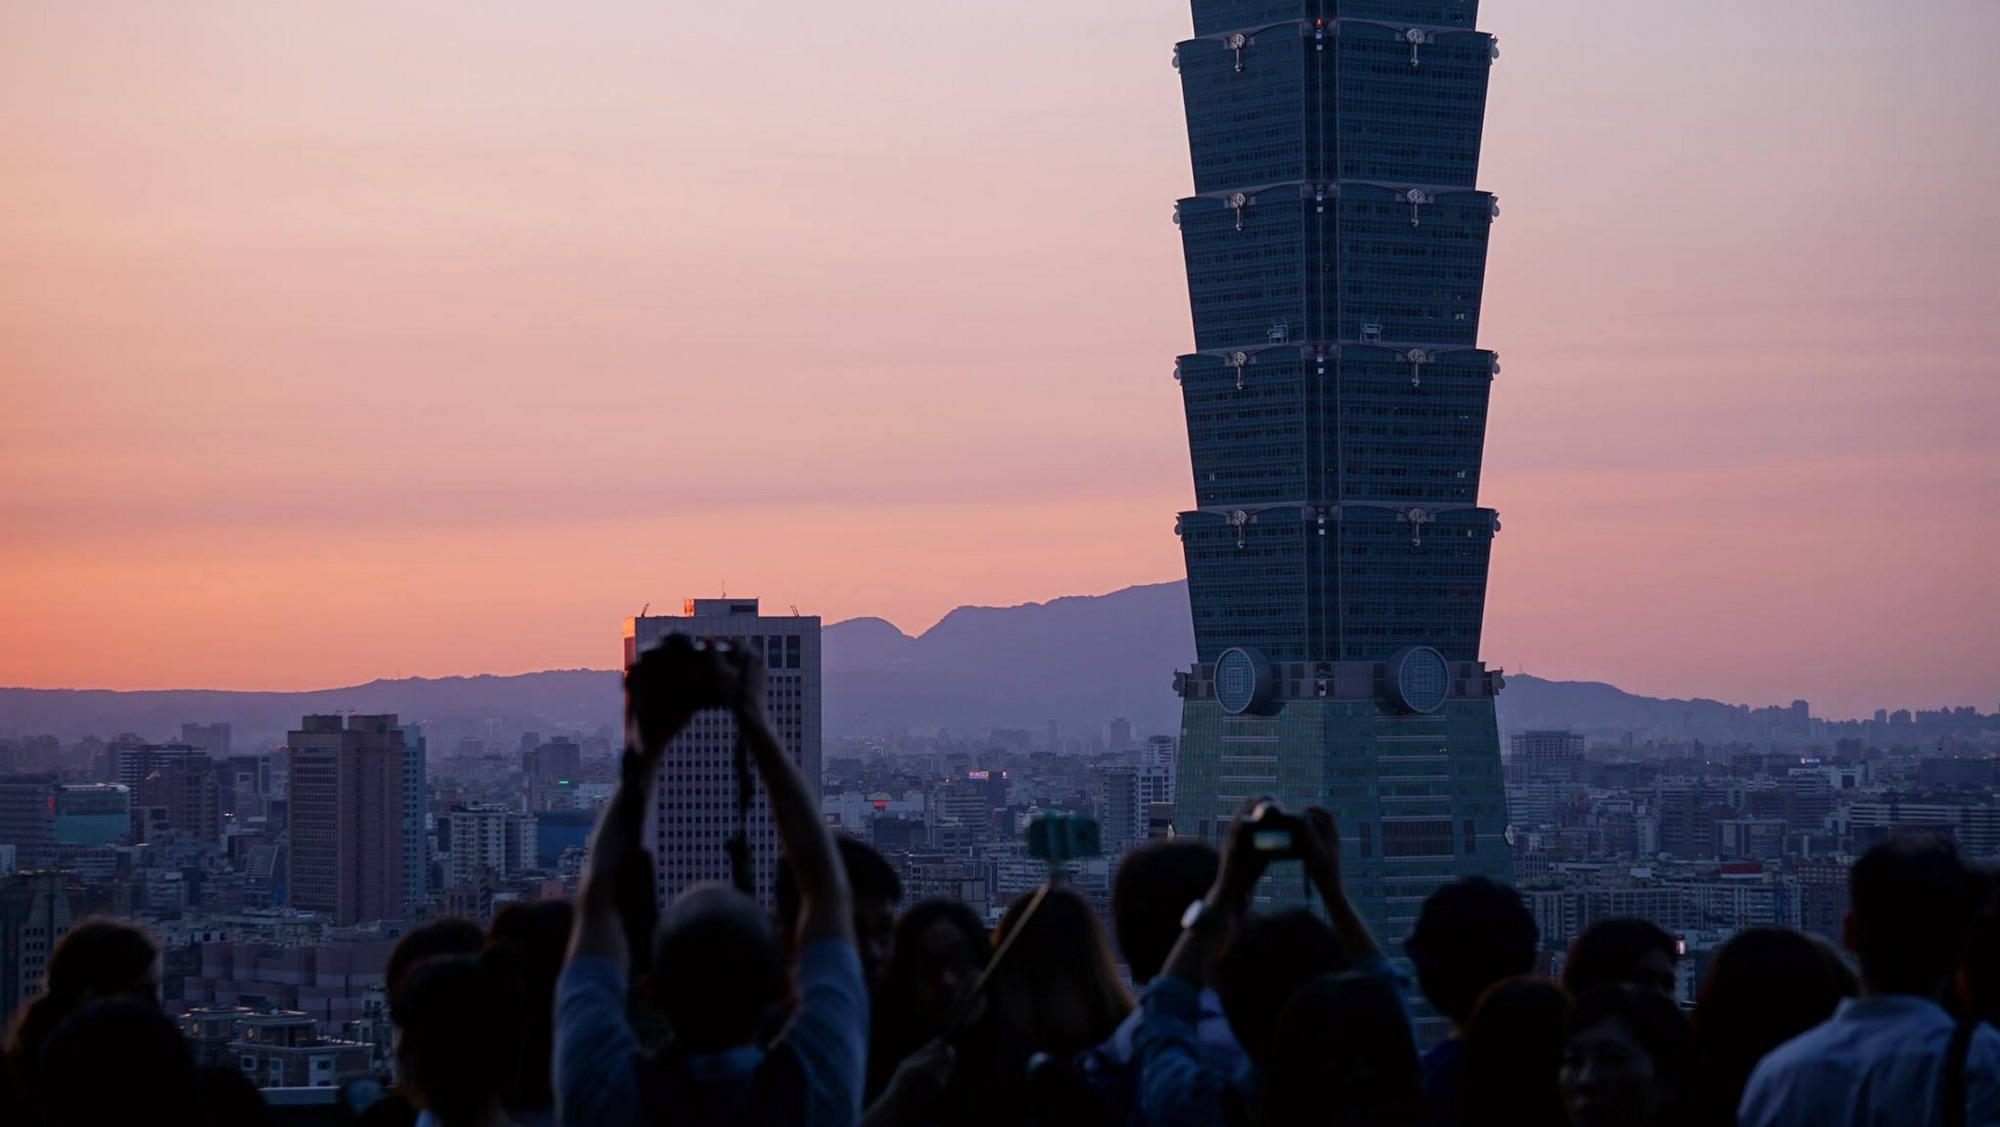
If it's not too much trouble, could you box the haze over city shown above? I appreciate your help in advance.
[5,0,1997,719]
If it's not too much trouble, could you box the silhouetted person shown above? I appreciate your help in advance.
[989,885,1133,1127]
[1214,909,1347,1071]
[385,916,487,1006]
[780,835,904,995]
[397,952,528,1127]
[1260,971,1429,1127]
[865,899,990,1127]
[1559,985,1692,1127]
[1684,927,1853,1127]
[1958,864,2000,1029]
[1138,800,1400,1126]
[555,636,866,1126]
[1404,876,1540,1126]
[1739,837,2000,1126]
[487,900,574,1127]
[38,999,197,1126]
[3,918,161,1119]
[359,916,487,1127]
[1460,977,1568,1127]
[1080,838,1231,1127]
[1562,918,1677,998]
[992,885,1133,1063]
[191,1063,276,1127]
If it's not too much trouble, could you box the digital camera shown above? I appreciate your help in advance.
[1246,800,1308,860]
[640,633,741,711]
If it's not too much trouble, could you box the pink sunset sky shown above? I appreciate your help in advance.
[2,1,1995,719]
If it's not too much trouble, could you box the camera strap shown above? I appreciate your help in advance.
[725,673,755,897]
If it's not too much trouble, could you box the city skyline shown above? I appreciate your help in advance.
[4,0,1996,719]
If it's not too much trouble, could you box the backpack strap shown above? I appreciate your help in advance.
[1942,1019,1976,1127]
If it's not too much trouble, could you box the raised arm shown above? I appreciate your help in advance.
[566,636,702,970]
[1138,798,1268,1127]
[555,638,705,1127]
[1300,806,1381,963]
[729,648,853,948]
[1160,797,1269,988]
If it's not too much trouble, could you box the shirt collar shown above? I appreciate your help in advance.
[1834,994,1951,1021]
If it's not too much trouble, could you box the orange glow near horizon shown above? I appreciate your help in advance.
[2,1,1996,719]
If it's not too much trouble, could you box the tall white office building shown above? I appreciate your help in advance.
[624,598,822,909]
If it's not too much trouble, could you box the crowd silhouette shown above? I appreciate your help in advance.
[3,637,1996,1126]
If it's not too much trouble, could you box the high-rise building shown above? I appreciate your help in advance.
[397,724,428,913]
[0,871,73,1025]
[624,599,822,908]
[285,715,406,926]
[220,754,274,818]
[525,737,582,784]
[1165,0,1512,939]
[135,754,222,844]
[1510,730,1585,784]
[443,802,537,887]
[180,722,233,756]
[1141,736,1179,810]
[109,742,203,791]
[53,785,130,846]
[1103,767,1142,855]
[0,776,58,864]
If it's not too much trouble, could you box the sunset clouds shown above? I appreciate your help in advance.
[2,0,1994,717]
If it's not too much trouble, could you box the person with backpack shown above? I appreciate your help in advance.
[554,634,866,1127]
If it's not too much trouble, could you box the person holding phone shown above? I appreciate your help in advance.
[1133,798,1403,1127]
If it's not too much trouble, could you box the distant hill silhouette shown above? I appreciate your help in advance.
[0,581,1813,747]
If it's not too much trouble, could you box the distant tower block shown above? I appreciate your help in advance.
[624,600,822,910]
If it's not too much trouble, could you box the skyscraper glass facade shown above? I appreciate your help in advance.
[1169,0,1513,944]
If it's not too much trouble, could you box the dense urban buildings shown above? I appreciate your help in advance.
[624,598,823,908]
[1164,0,1512,938]
[0,687,1994,1102]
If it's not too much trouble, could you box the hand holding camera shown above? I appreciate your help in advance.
[1213,797,1278,910]
[1213,799,1344,911]
[624,633,768,763]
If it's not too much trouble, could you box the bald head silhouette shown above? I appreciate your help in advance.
[651,883,786,1052]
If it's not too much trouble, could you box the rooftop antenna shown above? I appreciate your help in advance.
[791,604,800,617]
[639,603,649,618]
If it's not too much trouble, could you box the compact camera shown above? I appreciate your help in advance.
[636,633,744,711]
[1246,800,1308,860]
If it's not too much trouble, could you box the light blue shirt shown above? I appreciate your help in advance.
[1084,982,1243,1127]
[1737,995,2000,1127]
[553,939,868,1127]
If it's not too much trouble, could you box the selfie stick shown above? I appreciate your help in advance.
[938,864,1061,1042]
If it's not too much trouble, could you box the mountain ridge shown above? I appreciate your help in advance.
[0,581,1827,746]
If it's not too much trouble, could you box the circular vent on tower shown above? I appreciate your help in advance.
[1214,647,1273,715]
[1387,646,1451,714]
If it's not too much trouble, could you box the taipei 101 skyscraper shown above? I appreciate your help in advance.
[1167,0,1514,941]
